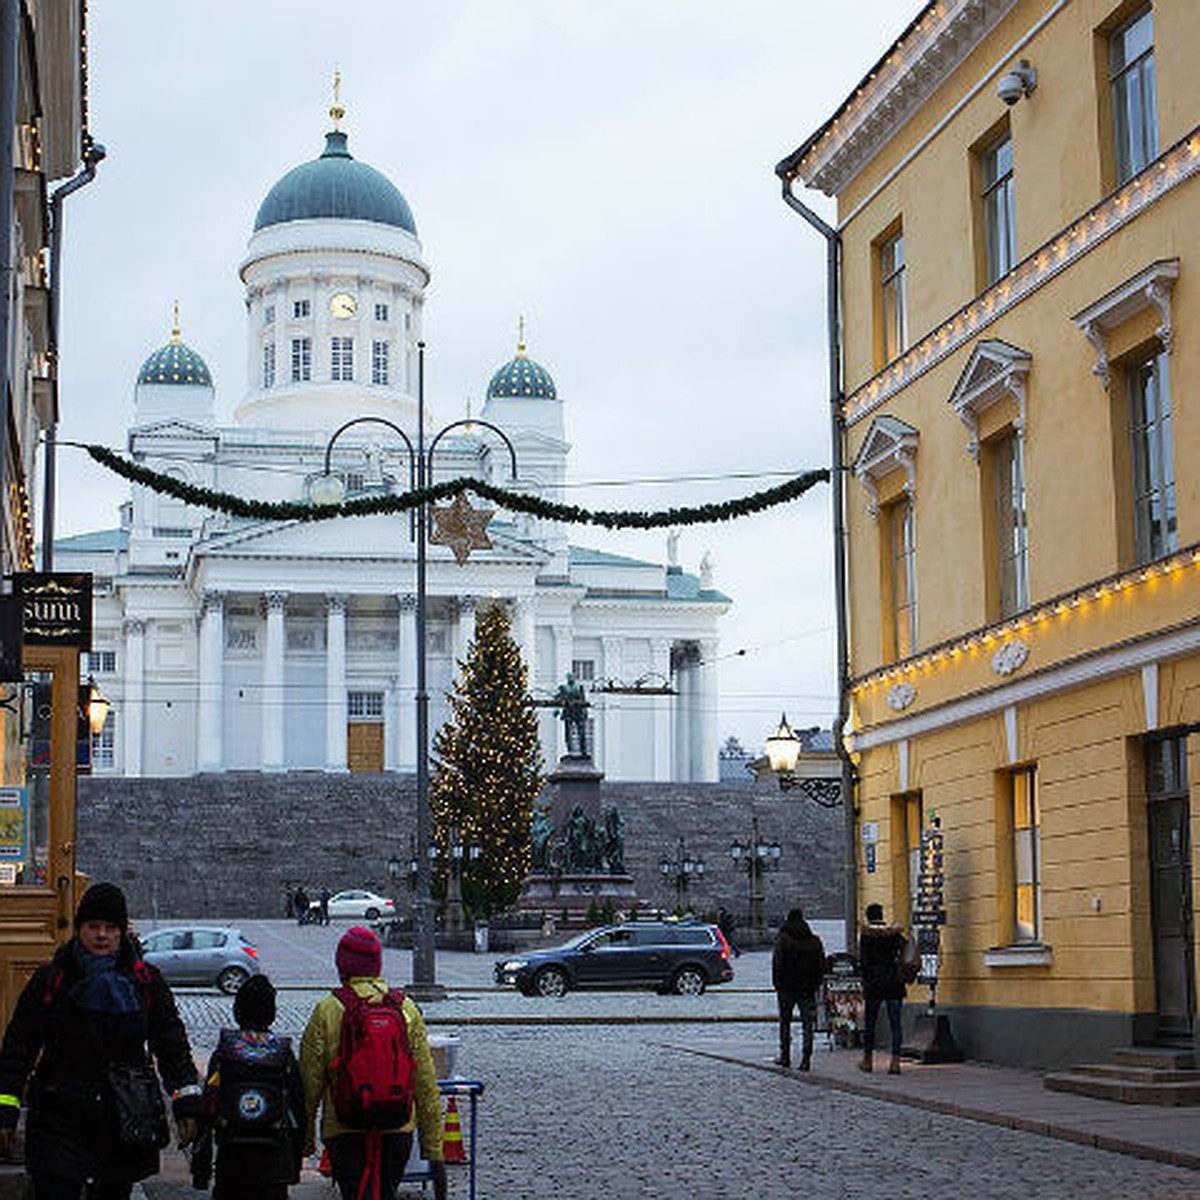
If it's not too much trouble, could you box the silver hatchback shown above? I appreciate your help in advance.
[139,925,261,994]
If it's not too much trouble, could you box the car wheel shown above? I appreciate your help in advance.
[217,966,249,995]
[533,967,569,998]
[672,967,706,996]
[365,907,380,920]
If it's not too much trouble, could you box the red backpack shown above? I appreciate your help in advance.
[330,986,415,1130]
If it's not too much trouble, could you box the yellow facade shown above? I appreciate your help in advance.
[784,0,1200,1065]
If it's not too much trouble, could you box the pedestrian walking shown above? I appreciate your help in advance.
[283,884,295,920]
[858,901,908,1075]
[0,882,204,1198]
[717,907,741,957]
[772,907,826,1070]
[299,926,446,1200]
[192,974,305,1200]
[294,886,310,926]
[319,886,331,926]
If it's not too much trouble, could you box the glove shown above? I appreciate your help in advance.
[430,1159,448,1200]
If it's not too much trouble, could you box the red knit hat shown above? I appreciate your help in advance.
[336,926,382,979]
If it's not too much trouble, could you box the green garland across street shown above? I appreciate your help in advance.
[82,443,829,531]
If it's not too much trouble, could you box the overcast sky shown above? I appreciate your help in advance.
[55,1,912,753]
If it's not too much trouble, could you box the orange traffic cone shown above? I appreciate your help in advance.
[442,1096,467,1164]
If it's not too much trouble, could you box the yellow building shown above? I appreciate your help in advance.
[779,0,1200,1067]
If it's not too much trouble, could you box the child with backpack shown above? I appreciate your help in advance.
[299,926,446,1200]
[192,974,305,1199]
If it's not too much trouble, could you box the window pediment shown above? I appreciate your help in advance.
[852,415,918,518]
[1072,258,1179,389]
[948,339,1031,461]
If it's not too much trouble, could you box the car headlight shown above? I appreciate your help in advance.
[500,959,528,972]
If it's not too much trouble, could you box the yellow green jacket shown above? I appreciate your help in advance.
[298,977,443,1163]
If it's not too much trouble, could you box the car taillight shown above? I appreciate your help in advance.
[242,945,258,959]
[715,929,731,960]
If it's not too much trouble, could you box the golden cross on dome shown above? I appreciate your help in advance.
[517,315,527,356]
[330,70,345,130]
[171,301,181,343]
[429,492,494,565]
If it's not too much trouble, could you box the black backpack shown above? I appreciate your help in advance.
[210,1028,293,1150]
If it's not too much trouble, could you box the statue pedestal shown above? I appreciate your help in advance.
[518,871,638,921]
[547,754,604,827]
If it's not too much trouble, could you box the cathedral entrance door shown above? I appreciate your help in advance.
[348,721,384,773]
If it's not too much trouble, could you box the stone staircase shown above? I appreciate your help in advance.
[1044,1046,1200,1105]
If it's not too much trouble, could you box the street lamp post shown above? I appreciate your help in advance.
[659,838,704,911]
[763,712,843,808]
[442,828,481,936]
[728,815,781,939]
[315,342,517,1001]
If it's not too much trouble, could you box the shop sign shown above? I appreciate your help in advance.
[13,573,93,648]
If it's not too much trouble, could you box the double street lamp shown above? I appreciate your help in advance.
[386,835,420,897]
[315,343,516,1000]
[728,815,781,938]
[659,838,704,909]
[434,829,481,936]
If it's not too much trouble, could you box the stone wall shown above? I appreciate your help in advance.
[77,773,845,928]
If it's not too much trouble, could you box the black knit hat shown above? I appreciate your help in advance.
[74,883,129,932]
[233,974,276,1030]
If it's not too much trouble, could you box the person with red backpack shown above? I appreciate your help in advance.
[299,926,445,1200]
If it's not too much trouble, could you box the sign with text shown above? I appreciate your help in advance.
[13,573,93,648]
[0,787,28,861]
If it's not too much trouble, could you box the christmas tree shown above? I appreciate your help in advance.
[432,602,544,917]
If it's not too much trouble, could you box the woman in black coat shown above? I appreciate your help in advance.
[0,883,203,1199]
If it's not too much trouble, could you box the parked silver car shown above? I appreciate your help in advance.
[139,925,261,994]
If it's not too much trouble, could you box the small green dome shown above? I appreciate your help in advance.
[254,130,417,234]
[486,348,557,400]
[137,337,212,387]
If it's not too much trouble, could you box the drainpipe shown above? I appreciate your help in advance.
[0,0,20,575]
[43,140,105,570]
[776,167,858,958]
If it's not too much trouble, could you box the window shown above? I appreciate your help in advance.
[348,691,384,719]
[887,496,917,659]
[91,711,115,770]
[374,302,389,321]
[982,133,1016,284]
[331,337,354,382]
[1110,5,1157,183]
[263,304,275,325]
[371,340,389,385]
[993,431,1029,617]
[344,471,365,494]
[879,229,907,363]
[1127,348,1176,562]
[1010,766,1041,943]
[571,659,595,682]
[293,299,310,319]
[291,337,311,382]
[261,342,276,388]
[86,650,116,674]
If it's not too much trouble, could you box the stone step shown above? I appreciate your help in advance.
[1068,1062,1200,1084]
[1112,1045,1194,1070]
[1045,1070,1200,1105]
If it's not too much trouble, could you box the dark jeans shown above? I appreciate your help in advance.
[863,994,903,1056]
[776,991,817,1064]
[326,1131,414,1200]
[32,1179,132,1200]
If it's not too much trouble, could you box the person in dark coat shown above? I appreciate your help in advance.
[771,908,826,1070]
[294,886,311,926]
[858,901,908,1075]
[0,882,203,1198]
[192,974,305,1200]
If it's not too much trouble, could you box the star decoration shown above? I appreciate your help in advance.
[429,492,494,565]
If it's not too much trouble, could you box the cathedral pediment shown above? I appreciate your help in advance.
[130,418,218,443]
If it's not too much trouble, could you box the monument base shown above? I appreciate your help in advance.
[517,872,639,922]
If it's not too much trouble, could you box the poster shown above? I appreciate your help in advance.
[0,787,28,862]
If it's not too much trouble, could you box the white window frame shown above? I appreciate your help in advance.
[86,650,117,674]
[91,711,116,770]
[291,336,311,382]
[994,430,1029,618]
[1127,346,1177,563]
[292,299,310,319]
[348,690,385,719]
[371,340,389,386]
[1010,765,1041,944]
[374,302,389,321]
[1110,4,1158,184]
[331,337,354,382]
[982,132,1016,284]
[880,229,907,363]
[261,342,275,388]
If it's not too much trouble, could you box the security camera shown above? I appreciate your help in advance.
[998,60,1036,106]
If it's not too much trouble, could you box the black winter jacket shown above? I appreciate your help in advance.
[0,936,201,1185]
[859,922,908,1001]
[772,916,826,996]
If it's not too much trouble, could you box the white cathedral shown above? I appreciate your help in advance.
[57,118,730,782]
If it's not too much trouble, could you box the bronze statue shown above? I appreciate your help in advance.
[555,672,590,758]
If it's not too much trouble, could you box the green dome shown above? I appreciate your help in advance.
[486,349,557,400]
[137,337,212,387]
[254,131,417,234]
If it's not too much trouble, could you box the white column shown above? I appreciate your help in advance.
[697,638,720,783]
[397,594,416,771]
[552,624,573,760]
[651,638,673,782]
[262,591,287,772]
[325,594,348,773]
[196,592,224,772]
[673,644,691,782]
[455,595,477,670]
[601,635,623,778]
[122,618,146,778]
[513,598,535,675]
